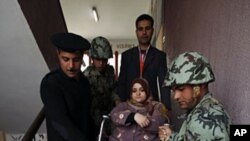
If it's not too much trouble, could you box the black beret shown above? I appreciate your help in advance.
[51,32,90,52]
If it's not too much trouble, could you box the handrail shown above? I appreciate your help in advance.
[21,107,45,141]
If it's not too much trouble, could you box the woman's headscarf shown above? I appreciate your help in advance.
[129,78,150,106]
[129,78,169,119]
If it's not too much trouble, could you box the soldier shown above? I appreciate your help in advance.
[159,51,231,141]
[83,36,118,139]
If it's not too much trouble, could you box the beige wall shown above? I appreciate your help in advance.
[163,0,250,130]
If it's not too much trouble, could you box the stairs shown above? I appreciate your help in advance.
[0,132,47,141]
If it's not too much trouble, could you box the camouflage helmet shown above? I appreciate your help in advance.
[90,36,113,59]
[164,51,215,87]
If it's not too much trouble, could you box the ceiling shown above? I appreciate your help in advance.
[60,0,151,41]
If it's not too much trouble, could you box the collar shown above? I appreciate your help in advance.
[138,45,150,52]
[187,92,215,114]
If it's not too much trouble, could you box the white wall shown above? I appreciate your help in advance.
[0,0,48,133]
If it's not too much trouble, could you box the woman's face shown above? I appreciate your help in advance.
[131,82,147,103]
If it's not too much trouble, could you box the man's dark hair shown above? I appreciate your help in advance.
[135,14,154,28]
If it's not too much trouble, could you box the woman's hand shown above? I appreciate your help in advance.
[134,113,150,128]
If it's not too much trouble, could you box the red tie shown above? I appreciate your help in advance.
[140,50,146,78]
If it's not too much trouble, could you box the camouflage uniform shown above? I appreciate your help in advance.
[83,64,117,126]
[164,51,231,141]
[83,36,117,136]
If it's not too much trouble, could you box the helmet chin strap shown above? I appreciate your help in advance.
[193,86,201,98]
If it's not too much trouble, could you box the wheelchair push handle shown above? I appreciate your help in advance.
[98,115,110,141]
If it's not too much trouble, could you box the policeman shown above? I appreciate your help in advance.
[83,36,118,138]
[40,33,96,141]
[159,51,231,141]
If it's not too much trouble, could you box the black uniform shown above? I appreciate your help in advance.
[40,68,96,141]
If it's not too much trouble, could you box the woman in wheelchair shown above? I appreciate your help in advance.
[109,78,169,141]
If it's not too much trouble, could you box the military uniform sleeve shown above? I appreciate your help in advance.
[40,78,89,141]
[186,111,229,140]
[169,108,230,141]
[108,65,120,102]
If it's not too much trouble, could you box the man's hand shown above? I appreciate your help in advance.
[159,124,172,141]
